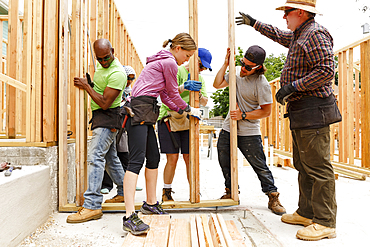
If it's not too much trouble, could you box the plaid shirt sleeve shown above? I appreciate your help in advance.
[254,21,293,48]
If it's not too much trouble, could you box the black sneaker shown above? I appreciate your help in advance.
[122,212,150,235]
[140,201,168,215]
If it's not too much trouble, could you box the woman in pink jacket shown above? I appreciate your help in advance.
[122,32,201,235]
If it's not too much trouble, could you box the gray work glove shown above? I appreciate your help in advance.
[275,84,296,105]
[235,12,256,27]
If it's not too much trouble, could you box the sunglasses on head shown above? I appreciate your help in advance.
[128,76,135,81]
[96,55,111,62]
[284,8,297,16]
[240,60,260,71]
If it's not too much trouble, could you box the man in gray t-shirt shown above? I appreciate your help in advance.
[213,46,286,215]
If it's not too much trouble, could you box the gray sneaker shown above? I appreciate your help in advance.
[140,201,168,215]
[122,212,150,235]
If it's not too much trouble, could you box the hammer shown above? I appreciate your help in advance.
[160,115,179,149]
[117,106,135,144]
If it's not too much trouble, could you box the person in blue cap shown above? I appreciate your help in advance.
[158,48,212,202]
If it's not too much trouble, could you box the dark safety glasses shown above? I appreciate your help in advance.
[127,76,136,81]
[284,8,297,16]
[96,55,111,62]
[240,60,260,71]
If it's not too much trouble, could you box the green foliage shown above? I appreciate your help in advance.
[210,47,287,118]
[210,87,229,118]
[264,53,286,81]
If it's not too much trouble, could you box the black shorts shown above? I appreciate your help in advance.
[157,120,189,154]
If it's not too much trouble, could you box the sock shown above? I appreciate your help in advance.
[163,183,172,189]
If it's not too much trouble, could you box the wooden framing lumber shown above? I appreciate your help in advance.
[216,214,234,247]
[347,48,354,164]
[209,213,227,247]
[6,0,20,139]
[361,41,370,168]
[58,0,69,209]
[23,0,32,142]
[189,0,200,203]
[32,0,43,142]
[0,73,26,92]
[43,0,58,142]
[59,199,239,212]
[200,214,214,247]
[143,215,171,247]
[168,219,191,247]
[190,215,200,247]
[224,220,248,247]
[196,215,206,247]
[227,0,239,202]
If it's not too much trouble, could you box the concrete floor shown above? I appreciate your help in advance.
[19,146,370,247]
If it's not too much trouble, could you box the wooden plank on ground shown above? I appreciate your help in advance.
[196,215,206,247]
[209,213,227,247]
[122,215,153,247]
[200,214,214,247]
[190,215,199,247]
[225,220,248,247]
[144,215,171,247]
[216,214,234,247]
[168,218,191,247]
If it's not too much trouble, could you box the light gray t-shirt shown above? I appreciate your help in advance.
[222,66,273,136]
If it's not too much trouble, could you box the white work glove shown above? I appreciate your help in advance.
[188,106,202,120]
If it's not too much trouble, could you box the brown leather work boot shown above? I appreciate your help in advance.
[66,207,103,223]
[281,211,313,226]
[267,192,286,215]
[296,223,336,241]
[104,194,124,203]
[162,188,174,202]
[220,188,231,199]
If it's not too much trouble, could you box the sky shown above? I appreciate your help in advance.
[115,0,370,109]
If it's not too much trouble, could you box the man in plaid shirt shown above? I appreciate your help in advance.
[236,0,342,242]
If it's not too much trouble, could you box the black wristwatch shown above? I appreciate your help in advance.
[242,111,246,120]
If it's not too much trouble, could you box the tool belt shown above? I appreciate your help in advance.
[90,106,124,130]
[130,96,160,126]
[285,94,342,130]
[168,110,189,132]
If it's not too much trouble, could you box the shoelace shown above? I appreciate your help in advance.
[156,202,166,213]
[131,214,145,226]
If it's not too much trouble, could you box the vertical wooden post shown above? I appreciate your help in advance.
[189,0,200,203]
[6,0,20,139]
[90,0,97,76]
[338,52,344,162]
[59,0,69,209]
[71,0,83,206]
[354,69,360,158]
[361,41,370,167]
[103,0,109,39]
[23,0,32,142]
[228,0,238,202]
[347,48,354,165]
[43,0,58,142]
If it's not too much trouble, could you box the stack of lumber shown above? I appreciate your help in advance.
[122,213,247,247]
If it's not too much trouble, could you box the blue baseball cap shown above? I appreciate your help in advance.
[198,48,212,71]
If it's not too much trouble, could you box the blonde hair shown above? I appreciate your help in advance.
[162,33,197,51]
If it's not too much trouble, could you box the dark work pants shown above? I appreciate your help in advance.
[292,126,337,228]
[126,117,160,175]
[102,152,128,191]
[217,130,277,194]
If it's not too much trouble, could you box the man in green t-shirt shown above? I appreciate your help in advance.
[158,48,211,202]
[67,39,126,223]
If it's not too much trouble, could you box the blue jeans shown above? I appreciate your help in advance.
[217,130,277,194]
[83,128,125,210]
